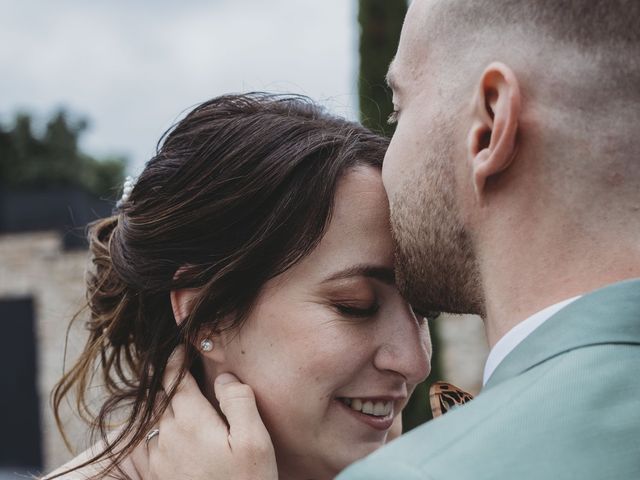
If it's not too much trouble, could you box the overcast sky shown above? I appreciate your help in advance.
[1,0,358,174]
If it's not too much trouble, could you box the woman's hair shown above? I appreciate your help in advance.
[51,93,388,478]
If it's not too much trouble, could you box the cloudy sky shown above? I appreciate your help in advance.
[1,0,358,174]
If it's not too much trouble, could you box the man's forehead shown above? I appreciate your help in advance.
[388,0,433,90]
[409,0,439,23]
[404,0,432,39]
[387,42,427,93]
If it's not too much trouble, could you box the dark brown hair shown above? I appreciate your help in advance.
[50,93,388,478]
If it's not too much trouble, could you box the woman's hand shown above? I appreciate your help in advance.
[146,346,278,480]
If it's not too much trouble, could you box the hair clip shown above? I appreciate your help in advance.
[116,175,136,209]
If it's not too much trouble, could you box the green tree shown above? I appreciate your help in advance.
[358,0,407,137]
[358,0,444,430]
[0,110,126,197]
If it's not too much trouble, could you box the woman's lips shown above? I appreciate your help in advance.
[335,397,395,431]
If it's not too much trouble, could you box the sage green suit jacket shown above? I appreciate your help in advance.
[337,279,640,479]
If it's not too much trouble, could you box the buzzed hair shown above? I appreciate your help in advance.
[444,0,639,48]
[425,0,640,100]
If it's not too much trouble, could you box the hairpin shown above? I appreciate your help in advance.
[116,176,136,209]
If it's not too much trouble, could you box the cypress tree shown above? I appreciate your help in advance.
[358,0,406,137]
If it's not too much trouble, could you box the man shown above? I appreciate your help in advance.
[145,1,640,478]
[338,0,640,478]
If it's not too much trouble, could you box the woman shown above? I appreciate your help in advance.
[47,93,432,480]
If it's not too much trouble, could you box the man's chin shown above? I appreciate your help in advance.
[388,153,484,317]
[393,233,484,317]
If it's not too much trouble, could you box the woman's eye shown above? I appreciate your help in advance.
[335,304,380,318]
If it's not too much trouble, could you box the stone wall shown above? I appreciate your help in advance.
[0,232,90,473]
[438,314,489,395]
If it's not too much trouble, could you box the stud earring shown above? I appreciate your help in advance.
[200,339,213,352]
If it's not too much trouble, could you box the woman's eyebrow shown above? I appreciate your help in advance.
[322,264,395,285]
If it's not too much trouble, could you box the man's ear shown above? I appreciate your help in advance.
[467,62,521,201]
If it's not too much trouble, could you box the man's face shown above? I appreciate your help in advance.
[382,0,483,316]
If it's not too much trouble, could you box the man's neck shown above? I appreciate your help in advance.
[478,228,640,348]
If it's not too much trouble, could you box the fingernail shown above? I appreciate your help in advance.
[215,373,238,385]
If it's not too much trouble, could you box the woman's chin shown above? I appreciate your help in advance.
[282,438,384,480]
[329,438,386,473]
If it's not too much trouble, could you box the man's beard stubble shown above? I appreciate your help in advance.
[388,139,485,318]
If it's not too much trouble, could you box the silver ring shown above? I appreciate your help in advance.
[145,428,160,445]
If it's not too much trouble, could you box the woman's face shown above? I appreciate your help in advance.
[209,167,431,479]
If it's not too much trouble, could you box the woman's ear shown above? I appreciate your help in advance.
[467,62,521,202]
[170,288,199,326]
[170,288,226,362]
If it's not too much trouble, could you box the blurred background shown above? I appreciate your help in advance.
[0,0,487,477]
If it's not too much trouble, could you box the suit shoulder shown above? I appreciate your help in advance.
[341,346,640,479]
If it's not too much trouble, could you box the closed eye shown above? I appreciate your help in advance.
[335,303,380,318]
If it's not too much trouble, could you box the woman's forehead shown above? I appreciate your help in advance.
[295,168,394,279]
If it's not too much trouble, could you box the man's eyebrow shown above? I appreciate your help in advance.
[322,264,395,285]
[385,60,399,92]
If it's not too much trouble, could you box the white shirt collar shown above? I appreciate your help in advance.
[482,296,581,386]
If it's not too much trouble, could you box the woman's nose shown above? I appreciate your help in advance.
[373,307,432,384]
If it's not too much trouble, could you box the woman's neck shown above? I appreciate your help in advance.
[127,441,152,480]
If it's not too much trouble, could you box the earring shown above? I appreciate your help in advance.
[200,338,213,352]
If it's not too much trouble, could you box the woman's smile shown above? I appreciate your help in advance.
[339,397,394,417]
[335,396,402,431]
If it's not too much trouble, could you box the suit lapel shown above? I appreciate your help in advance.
[484,277,640,390]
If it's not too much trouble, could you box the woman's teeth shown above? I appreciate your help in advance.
[340,398,393,417]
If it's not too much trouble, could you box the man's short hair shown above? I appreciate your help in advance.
[428,0,640,99]
[443,0,639,47]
